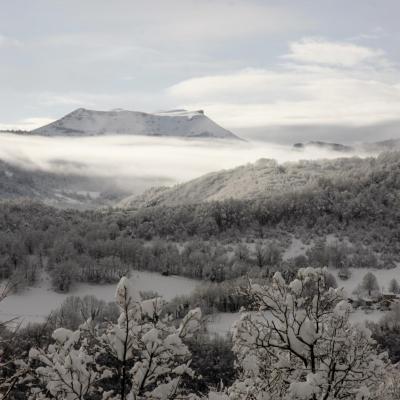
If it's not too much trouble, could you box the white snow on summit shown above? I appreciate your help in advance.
[31,108,240,140]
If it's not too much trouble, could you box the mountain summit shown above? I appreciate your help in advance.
[31,108,241,140]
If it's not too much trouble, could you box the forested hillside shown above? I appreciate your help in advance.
[0,151,399,296]
[120,152,397,208]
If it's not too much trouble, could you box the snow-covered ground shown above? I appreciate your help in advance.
[330,265,400,295]
[2,264,398,332]
[0,270,199,324]
[282,237,313,261]
[206,312,243,336]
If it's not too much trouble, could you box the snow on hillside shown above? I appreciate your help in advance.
[32,108,240,140]
[119,156,368,209]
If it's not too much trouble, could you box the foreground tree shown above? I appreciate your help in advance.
[29,329,98,400]
[228,267,387,400]
[29,277,202,400]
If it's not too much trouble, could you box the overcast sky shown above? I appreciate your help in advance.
[1,0,400,142]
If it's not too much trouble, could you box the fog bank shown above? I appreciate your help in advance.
[0,133,374,187]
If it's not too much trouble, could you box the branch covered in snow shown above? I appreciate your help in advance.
[228,267,388,400]
[29,277,201,400]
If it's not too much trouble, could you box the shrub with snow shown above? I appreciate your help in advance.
[28,277,202,400]
[227,267,388,400]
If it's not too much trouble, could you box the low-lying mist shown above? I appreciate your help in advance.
[0,133,375,193]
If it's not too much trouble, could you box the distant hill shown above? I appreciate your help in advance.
[31,108,241,140]
[0,159,167,209]
[293,141,354,152]
[361,138,400,152]
[119,156,377,209]
[0,129,29,134]
[293,139,400,154]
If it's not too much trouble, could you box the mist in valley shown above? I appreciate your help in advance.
[0,132,375,194]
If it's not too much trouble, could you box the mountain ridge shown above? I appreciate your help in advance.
[31,108,241,140]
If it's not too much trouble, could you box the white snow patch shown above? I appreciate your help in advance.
[330,265,400,294]
[0,270,199,325]
[282,237,313,261]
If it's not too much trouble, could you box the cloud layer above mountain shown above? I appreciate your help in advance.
[1,0,400,144]
[168,38,400,130]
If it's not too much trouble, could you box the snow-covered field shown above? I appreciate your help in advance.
[330,265,400,295]
[282,237,313,261]
[0,270,199,324]
[2,264,398,332]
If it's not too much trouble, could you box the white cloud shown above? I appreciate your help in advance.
[27,0,309,54]
[0,117,53,131]
[167,39,400,128]
[55,0,310,43]
[284,38,387,67]
[145,0,310,42]
[12,38,400,133]
[0,34,21,48]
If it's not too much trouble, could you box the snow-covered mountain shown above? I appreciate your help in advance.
[32,108,241,139]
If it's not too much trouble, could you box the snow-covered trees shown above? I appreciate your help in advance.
[353,272,380,299]
[374,364,400,399]
[29,276,202,400]
[0,282,37,400]
[369,302,400,363]
[29,328,98,400]
[360,272,380,297]
[228,267,387,400]
[100,277,201,399]
[388,278,400,294]
[1,268,398,399]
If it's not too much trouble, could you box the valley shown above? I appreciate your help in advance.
[3,1,400,397]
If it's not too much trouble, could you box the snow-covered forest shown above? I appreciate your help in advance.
[2,269,400,399]
[1,151,400,398]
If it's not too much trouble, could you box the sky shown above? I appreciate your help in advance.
[1,0,400,143]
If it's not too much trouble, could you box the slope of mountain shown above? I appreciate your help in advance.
[31,108,241,139]
[361,138,400,152]
[0,160,170,209]
[119,156,375,209]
